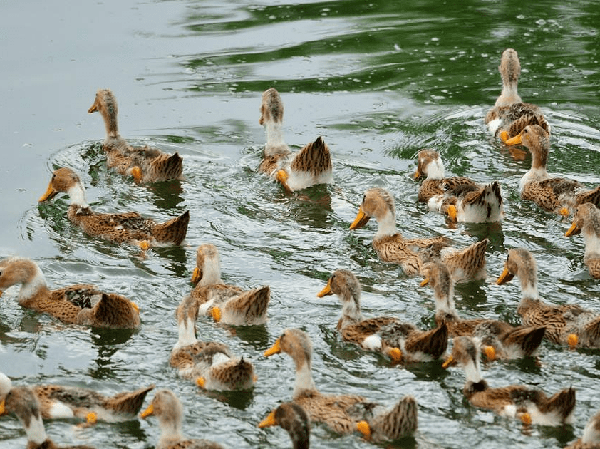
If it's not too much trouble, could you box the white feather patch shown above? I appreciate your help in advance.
[48,401,74,419]
[362,335,382,350]
[24,415,48,445]
[487,118,502,136]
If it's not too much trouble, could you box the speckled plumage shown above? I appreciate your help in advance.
[188,244,270,325]
[447,337,575,425]
[497,248,600,348]
[318,269,447,361]
[0,386,96,449]
[264,329,417,441]
[88,89,183,183]
[39,167,189,247]
[421,261,545,359]
[0,257,140,329]
[140,390,224,449]
[258,88,332,192]
[259,402,310,449]
[171,294,255,391]
[485,48,550,141]
[516,125,600,215]
[565,203,600,279]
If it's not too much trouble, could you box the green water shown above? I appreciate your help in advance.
[1,0,600,447]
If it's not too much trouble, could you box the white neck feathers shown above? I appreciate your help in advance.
[198,258,222,286]
[375,210,397,238]
[19,262,47,302]
[174,317,197,349]
[464,358,482,384]
[426,159,445,180]
[24,415,48,445]
[293,362,316,398]
[67,183,89,207]
[264,122,287,155]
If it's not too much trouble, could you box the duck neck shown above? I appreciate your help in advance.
[264,122,289,156]
[433,286,457,320]
[198,260,222,286]
[425,159,445,180]
[582,221,600,257]
[292,358,317,398]
[375,210,397,238]
[518,270,539,301]
[339,290,363,327]
[101,106,120,140]
[174,316,197,349]
[17,261,50,306]
[22,414,48,445]
[67,183,89,208]
[463,357,483,384]
[158,416,184,444]
[495,82,521,107]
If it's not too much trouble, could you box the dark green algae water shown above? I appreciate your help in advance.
[1,0,600,447]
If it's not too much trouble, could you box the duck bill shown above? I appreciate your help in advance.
[139,404,153,419]
[38,184,58,202]
[414,169,421,179]
[565,222,580,237]
[317,278,333,297]
[258,410,276,428]
[503,132,523,146]
[350,207,370,229]
[88,101,98,114]
[191,267,202,285]
[211,306,222,323]
[275,170,293,193]
[442,355,455,369]
[420,277,429,287]
[495,267,514,285]
[263,338,281,357]
[0,400,5,416]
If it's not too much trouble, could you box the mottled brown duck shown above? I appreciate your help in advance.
[258,402,310,449]
[565,203,600,279]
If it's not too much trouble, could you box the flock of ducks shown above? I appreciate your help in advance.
[1,46,600,449]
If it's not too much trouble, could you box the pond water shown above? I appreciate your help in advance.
[1,0,600,448]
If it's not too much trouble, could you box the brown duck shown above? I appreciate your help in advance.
[0,383,95,449]
[317,269,447,362]
[88,88,183,183]
[0,257,140,329]
[39,167,189,248]
[258,402,310,449]
[565,203,600,279]
[258,88,332,192]
[485,48,550,144]
[444,336,575,425]
[507,125,600,216]
[188,244,270,325]
[414,149,503,222]
[264,328,418,442]
[350,187,488,281]
[497,248,600,348]
[564,409,600,449]
[420,261,545,360]
[140,389,225,449]
[170,293,255,391]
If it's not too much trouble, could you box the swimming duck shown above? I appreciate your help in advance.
[414,149,503,222]
[88,88,183,183]
[420,261,545,360]
[263,328,418,441]
[39,167,189,248]
[443,336,575,425]
[317,269,447,362]
[350,187,488,281]
[258,402,310,449]
[565,203,600,279]
[170,293,255,391]
[188,244,270,325]
[0,383,95,449]
[140,389,224,449]
[258,88,332,192]
[0,257,140,329]
[507,125,600,216]
[496,248,600,348]
[564,409,600,449]
[485,48,550,144]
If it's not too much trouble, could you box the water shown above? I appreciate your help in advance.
[1,0,600,447]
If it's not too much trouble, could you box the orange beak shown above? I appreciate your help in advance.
[350,207,370,229]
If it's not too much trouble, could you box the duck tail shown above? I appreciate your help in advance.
[103,384,155,414]
[226,286,270,324]
[501,325,546,356]
[290,135,332,176]
[576,186,600,209]
[375,395,418,440]
[82,293,140,328]
[541,387,576,423]
[406,322,448,359]
[161,152,184,179]
[152,210,190,245]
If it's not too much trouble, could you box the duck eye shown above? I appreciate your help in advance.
[362,195,366,203]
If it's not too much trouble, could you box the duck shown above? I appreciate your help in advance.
[188,244,270,325]
[258,402,310,449]
[170,293,255,391]
[420,261,545,360]
[565,203,600,279]
[443,336,575,425]
[414,149,503,222]
[0,373,153,425]
[349,187,488,281]
[0,257,140,329]
[317,269,447,362]
[564,409,600,449]
[263,328,418,442]
[507,125,600,216]
[38,167,189,248]
[140,389,224,449]
[496,248,600,348]
[0,382,95,449]
[484,48,550,144]
[88,88,183,183]
[258,88,332,192]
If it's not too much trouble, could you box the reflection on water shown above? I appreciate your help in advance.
[1,0,600,448]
